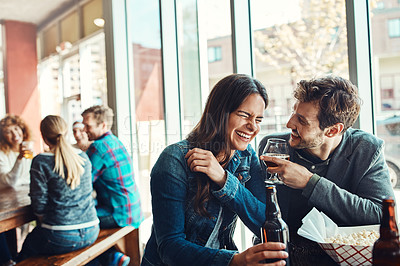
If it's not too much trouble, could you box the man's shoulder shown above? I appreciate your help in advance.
[345,128,383,148]
[92,133,122,149]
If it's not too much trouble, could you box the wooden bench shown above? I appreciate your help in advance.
[16,226,140,266]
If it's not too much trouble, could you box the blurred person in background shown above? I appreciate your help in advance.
[0,114,34,266]
[16,115,99,262]
[82,105,143,266]
[0,114,33,189]
[72,120,92,152]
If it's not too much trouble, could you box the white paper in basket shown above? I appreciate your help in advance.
[297,207,339,241]
[297,208,380,266]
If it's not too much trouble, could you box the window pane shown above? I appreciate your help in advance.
[62,53,80,98]
[43,24,58,57]
[251,0,349,137]
[202,0,233,88]
[370,0,400,190]
[38,56,62,117]
[176,0,202,136]
[80,33,108,108]
[61,53,82,129]
[83,0,103,37]
[128,0,164,215]
[61,11,79,44]
[388,18,400,38]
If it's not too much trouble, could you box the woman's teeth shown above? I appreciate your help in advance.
[236,131,250,139]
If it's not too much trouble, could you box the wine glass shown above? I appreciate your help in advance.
[262,138,290,185]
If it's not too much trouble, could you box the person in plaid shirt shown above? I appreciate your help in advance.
[82,105,143,266]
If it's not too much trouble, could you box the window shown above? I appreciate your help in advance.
[382,88,394,99]
[61,11,79,44]
[388,18,400,38]
[251,0,349,138]
[370,3,400,190]
[38,33,107,137]
[83,0,103,37]
[127,0,164,215]
[201,0,233,89]
[207,46,222,62]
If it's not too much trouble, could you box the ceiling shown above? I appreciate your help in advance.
[0,0,77,29]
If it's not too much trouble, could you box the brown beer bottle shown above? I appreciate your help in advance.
[261,185,290,265]
[372,198,400,266]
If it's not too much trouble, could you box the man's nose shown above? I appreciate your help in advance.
[286,115,294,129]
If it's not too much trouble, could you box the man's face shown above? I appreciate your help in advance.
[82,113,106,141]
[286,101,326,150]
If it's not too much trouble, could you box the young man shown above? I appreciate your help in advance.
[82,105,143,265]
[259,76,395,265]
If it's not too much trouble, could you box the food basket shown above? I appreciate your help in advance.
[298,208,379,266]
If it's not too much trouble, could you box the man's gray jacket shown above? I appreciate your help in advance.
[258,128,395,231]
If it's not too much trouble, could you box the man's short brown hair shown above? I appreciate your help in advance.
[82,105,114,130]
[294,75,362,132]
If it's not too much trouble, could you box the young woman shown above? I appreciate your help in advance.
[141,74,288,266]
[16,115,99,262]
[0,114,33,189]
[0,115,34,266]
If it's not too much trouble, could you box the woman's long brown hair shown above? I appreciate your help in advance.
[187,74,268,217]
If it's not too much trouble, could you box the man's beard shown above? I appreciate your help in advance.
[290,131,324,150]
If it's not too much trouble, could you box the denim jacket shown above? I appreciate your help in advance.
[142,140,266,266]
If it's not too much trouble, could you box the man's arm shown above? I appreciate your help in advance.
[86,144,104,182]
[306,149,394,225]
[259,132,395,226]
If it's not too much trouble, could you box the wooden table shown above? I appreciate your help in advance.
[0,185,35,234]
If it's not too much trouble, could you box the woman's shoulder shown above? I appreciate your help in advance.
[152,140,189,172]
[31,153,55,169]
[0,149,16,161]
[162,140,190,156]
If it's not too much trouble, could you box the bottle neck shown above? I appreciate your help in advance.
[380,200,399,239]
[265,186,281,219]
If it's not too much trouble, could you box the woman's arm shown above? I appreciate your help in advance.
[0,152,24,187]
[212,147,266,236]
[151,145,235,266]
[186,146,266,237]
[154,145,287,265]
[29,161,49,217]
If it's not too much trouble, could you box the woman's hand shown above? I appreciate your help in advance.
[229,242,288,266]
[18,141,34,160]
[185,148,226,187]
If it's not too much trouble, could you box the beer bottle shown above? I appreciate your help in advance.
[261,185,290,265]
[372,197,400,266]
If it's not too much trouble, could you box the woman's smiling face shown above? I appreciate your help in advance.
[227,93,265,151]
[2,124,24,150]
